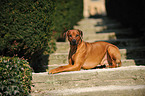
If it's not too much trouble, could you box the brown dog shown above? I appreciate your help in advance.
[49,29,121,74]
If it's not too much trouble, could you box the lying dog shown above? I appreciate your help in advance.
[49,29,121,74]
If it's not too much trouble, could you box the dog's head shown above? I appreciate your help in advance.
[64,29,83,46]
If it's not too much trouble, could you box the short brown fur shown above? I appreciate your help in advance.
[49,29,121,74]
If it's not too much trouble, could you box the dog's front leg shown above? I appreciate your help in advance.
[49,56,85,74]
[49,50,86,74]
[49,64,81,74]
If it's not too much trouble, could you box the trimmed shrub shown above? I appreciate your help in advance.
[31,0,83,72]
[53,0,84,41]
[0,0,55,60]
[0,0,56,71]
[0,0,83,72]
[0,56,32,96]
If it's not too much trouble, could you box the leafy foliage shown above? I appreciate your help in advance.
[0,0,83,72]
[0,56,32,96]
[53,0,84,41]
[0,0,55,59]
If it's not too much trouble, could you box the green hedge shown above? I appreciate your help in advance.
[53,0,83,41]
[0,57,32,96]
[0,0,83,72]
[0,0,56,72]
[0,0,55,57]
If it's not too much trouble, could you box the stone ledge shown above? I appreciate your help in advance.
[33,66,145,75]
[48,85,145,96]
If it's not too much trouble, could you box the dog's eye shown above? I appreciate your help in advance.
[76,35,79,37]
[69,35,72,37]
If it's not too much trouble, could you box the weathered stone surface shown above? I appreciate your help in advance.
[32,14,145,96]
[31,66,145,96]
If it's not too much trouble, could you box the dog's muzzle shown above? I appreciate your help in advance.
[71,39,77,45]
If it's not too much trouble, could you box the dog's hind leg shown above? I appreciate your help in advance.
[100,53,110,68]
[107,45,122,68]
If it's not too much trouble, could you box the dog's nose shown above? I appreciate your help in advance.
[72,39,76,43]
[71,39,77,45]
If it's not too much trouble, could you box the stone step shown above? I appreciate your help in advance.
[49,47,145,65]
[45,85,145,96]
[75,26,132,36]
[101,22,122,29]
[87,38,142,47]
[83,29,134,41]
[76,18,103,26]
[56,42,69,53]
[99,28,132,34]
[94,17,122,29]
[56,39,143,53]
[84,32,117,41]
[104,39,143,48]
[75,18,121,30]
[74,18,127,35]
[31,16,145,96]
[31,66,145,96]
[102,17,121,25]
[122,47,145,59]
[48,59,145,71]
[49,53,68,65]
[75,24,123,34]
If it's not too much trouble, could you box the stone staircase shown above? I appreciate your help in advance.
[31,17,145,96]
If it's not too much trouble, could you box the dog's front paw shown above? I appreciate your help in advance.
[49,69,55,74]
[49,69,59,74]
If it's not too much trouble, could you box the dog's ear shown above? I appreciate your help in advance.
[78,29,83,38]
[63,30,69,39]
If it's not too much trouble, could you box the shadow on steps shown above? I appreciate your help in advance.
[93,16,145,66]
